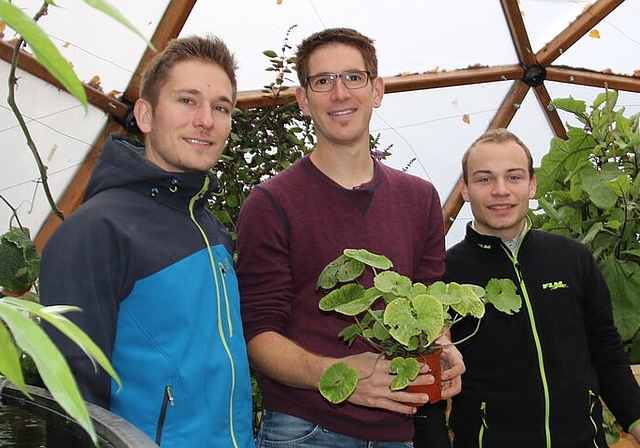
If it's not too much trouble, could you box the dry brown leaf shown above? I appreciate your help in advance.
[462,114,470,124]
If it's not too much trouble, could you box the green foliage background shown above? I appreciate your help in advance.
[532,90,640,363]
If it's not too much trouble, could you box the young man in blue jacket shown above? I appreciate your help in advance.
[445,128,640,447]
[39,35,255,448]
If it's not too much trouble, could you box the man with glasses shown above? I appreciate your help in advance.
[235,28,464,447]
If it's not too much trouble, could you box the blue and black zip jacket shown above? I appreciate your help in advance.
[446,223,640,448]
[40,133,254,448]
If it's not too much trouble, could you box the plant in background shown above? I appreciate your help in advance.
[532,90,640,363]
[211,25,315,232]
[315,248,522,404]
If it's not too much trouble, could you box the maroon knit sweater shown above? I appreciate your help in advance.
[236,155,445,441]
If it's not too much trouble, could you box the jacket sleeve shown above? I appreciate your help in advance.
[39,208,126,409]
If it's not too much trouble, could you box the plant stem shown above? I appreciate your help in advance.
[6,3,63,221]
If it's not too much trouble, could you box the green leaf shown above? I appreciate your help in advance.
[602,259,640,342]
[0,0,87,106]
[0,301,97,444]
[316,255,365,289]
[0,227,40,293]
[581,165,619,210]
[343,248,393,270]
[0,319,28,395]
[82,0,154,51]
[335,287,380,316]
[483,278,522,315]
[448,284,486,319]
[550,96,587,116]
[389,357,420,390]
[3,297,121,389]
[411,294,445,344]
[318,284,366,313]
[374,271,412,296]
[318,361,359,404]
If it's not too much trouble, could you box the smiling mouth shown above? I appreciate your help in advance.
[328,108,356,117]
[489,204,513,210]
[184,137,213,146]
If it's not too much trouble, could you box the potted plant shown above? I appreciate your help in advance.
[315,248,522,405]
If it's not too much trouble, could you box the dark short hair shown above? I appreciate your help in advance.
[295,28,378,88]
[139,34,238,107]
[462,128,535,183]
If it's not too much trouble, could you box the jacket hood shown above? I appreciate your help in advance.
[85,133,220,210]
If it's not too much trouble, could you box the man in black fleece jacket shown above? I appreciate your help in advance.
[445,128,640,447]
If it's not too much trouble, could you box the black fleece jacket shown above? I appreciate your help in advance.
[446,223,640,448]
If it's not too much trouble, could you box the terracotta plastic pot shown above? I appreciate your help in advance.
[404,348,442,405]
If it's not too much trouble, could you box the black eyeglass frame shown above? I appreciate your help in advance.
[305,70,372,92]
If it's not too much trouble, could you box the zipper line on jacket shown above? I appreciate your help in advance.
[188,176,240,448]
[505,238,552,448]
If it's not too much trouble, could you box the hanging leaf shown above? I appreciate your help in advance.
[0,0,87,106]
[0,301,97,445]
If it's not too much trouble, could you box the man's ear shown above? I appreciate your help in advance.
[529,173,538,199]
[460,178,471,202]
[295,86,311,116]
[133,98,153,134]
[373,76,384,108]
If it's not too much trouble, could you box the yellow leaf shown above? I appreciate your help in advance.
[462,114,470,124]
[0,20,6,33]
[589,29,600,39]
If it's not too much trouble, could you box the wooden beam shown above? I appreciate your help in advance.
[501,0,536,67]
[0,40,129,119]
[545,66,640,93]
[533,84,567,139]
[383,65,523,93]
[536,0,624,66]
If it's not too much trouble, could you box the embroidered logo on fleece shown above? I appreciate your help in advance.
[478,244,492,250]
[542,281,569,290]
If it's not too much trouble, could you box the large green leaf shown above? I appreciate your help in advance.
[0,301,97,444]
[318,283,366,313]
[3,297,120,387]
[389,357,420,390]
[0,0,87,106]
[448,284,486,319]
[483,278,522,315]
[374,271,412,296]
[411,294,445,344]
[581,163,625,210]
[343,248,393,270]
[317,255,364,289]
[0,319,28,394]
[318,361,358,404]
[601,258,640,342]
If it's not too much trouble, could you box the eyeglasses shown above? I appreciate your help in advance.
[306,70,371,92]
